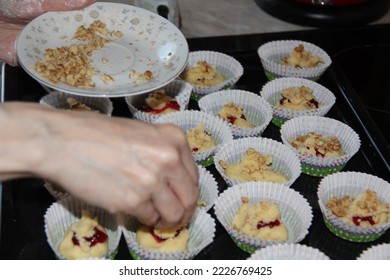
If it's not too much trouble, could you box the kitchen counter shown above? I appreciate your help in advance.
[179,0,390,37]
[104,0,390,38]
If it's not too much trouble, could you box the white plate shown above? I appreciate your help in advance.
[16,2,189,97]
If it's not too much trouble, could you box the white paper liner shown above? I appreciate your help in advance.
[214,137,301,187]
[120,208,216,260]
[257,40,332,80]
[260,77,336,124]
[280,116,361,170]
[214,182,313,251]
[198,89,273,138]
[197,165,219,212]
[248,243,330,260]
[154,110,234,165]
[43,180,69,200]
[181,50,244,97]
[357,243,390,260]
[125,79,192,123]
[39,89,113,116]
[44,196,122,260]
[317,172,390,238]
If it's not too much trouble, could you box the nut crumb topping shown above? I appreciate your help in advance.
[290,132,343,158]
[35,20,124,88]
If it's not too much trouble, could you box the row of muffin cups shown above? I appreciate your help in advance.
[40,42,389,258]
[40,97,389,258]
[40,71,358,177]
[43,169,390,260]
[42,88,379,256]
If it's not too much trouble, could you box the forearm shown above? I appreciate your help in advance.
[0,102,51,181]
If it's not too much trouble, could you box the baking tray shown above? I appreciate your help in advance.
[1,25,389,260]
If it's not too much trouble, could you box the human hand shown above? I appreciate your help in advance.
[1,102,199,230]
[0,0,95,66]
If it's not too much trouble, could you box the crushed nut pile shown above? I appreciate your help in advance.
[35,20,123,88]
[290,132,344,158]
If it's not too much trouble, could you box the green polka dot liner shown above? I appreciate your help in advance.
[214,182,313,254]
[317,172,390,243]
[280,116,360,177]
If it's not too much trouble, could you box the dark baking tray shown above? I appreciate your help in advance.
[1,24,389,260]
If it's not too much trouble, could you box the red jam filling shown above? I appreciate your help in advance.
[309,98,319,108]
[352,215,376,226]
[226,114,246,125]
[150,228,182,243]
[257,219,281,229]
[192,147,199,153]
[315,149,326,158]
[71,227,108,247]
[279,97,287,105]
[141,100,180,115]
[227,115,236,124]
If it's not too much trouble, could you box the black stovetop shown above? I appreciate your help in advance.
[254,0,390,28]
[1,23,389,260]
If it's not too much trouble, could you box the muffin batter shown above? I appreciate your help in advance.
[181,60,224,87]
[276,86,320,110]
[282,44,323,68]
[233,197,288,241]
[327,189,390,226]
[218,102,255,128]
[289,132,344,158]
[136,226,189,253]
[58,211,108,260]
[219,148,287,183]
[186,123,217,153]
[140,89,180,115]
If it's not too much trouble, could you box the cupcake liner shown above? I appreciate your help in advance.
[260,77,336,127]
[357,243,390,260]
[214,137,301,187]
[39,88,113,116]
[43,180,69,200]
[44,196,122,260]
[125,79,192,123]
[280,116,361,177]
[214,182,313,254]
[197,165,219,212]
[181,50,244,100]
[121,208,216,260]
[154,110,234,167]
[198,89,273,138]
[247,243,330,260]
[317,172,390,242]
[257,40,332,81]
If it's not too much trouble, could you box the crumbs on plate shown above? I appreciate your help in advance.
[35,20,154,88]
